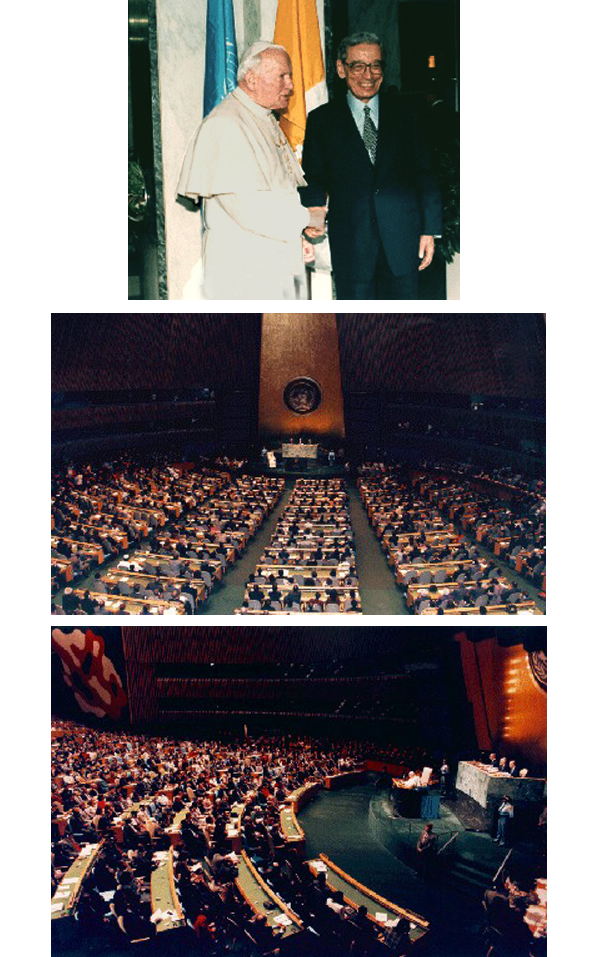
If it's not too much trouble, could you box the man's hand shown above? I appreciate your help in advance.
[418,235,435,270]
[304,206,326,238]
[302,237,316,264]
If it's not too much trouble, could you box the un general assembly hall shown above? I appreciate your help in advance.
[51,313,546,618]
[51,625,547,957]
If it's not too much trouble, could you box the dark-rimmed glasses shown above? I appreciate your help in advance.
[344,61,384,76]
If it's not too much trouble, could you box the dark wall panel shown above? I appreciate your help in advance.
[53,315,545,400]
[337,314,545,397]
[121,626,466,726]
[122,625,392,666]
[52,314,262,392]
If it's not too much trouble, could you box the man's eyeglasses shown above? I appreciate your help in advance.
[345,61,384,76]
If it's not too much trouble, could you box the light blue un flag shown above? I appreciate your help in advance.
[203,0,239,117]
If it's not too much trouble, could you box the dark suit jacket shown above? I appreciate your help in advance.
[301,91,442,282]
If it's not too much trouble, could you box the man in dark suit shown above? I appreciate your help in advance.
[301,32,442,299]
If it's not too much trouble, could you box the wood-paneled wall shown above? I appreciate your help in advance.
[258,314,345,439]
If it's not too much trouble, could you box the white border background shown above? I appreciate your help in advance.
[3,2,599,955]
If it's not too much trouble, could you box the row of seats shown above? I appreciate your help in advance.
[236,478,362,613]
[415,469,546,594]
[52,461,284,614]
[358,469,541,615]
[86,476,285,614]
[51,719,426,954]
[51,461,230,599]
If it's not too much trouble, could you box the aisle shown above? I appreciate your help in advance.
[346,485,409,615]
[202,482,294,615]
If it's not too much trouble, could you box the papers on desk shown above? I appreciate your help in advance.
[99,890,115,902]
[309,860,327,873]
[153,850,168,863]
[51,903,65,913]
[62,877,80,884]
[274,914,292,926]
[79,843,98,857]
[375,912,389,923]
[54,890,70,899]
[150,908,178,924]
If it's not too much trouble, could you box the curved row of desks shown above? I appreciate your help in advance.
[52,802,188,932]
[235,849,303,940]
[308,854,429,945]
[51,843,102,921]
[279,780,323,850]
[279,776,429,948]
[53,774,429,950]
[150,846,186,932]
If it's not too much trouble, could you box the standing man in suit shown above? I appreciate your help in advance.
[301,33,442,299]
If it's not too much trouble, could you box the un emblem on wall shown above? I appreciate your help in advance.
[283,377,322,415]
[528,650,547,691]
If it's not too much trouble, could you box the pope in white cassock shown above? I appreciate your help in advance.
[178,42,326,300]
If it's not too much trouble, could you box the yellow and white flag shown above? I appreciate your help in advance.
[274,0,328,157]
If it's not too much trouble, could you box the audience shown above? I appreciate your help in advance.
[51,458,284,615]
[52,456,544,615]
[51,719,381,951]
[358,464,544,615]
[237,479,362,614]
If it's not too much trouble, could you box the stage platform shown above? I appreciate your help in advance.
[455,761,546,829]
[299,781,543,906]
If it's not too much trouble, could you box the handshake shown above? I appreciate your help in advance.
[304,206,327,239]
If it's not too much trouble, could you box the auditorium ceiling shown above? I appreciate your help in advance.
[51,314,545,398]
